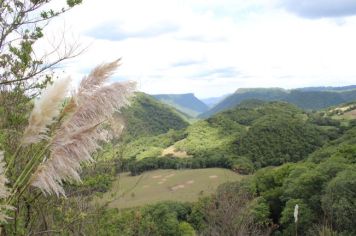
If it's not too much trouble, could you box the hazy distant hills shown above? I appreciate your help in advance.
[297,85,356,92]
[201,94,230,108]
[199,86,356,118]
[199,88,287,118]
[153,93,209,117]
[149,85,356,119]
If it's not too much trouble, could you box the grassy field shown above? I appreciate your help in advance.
[95,168,243,209]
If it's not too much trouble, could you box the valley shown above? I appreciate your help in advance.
[84,90,356,235]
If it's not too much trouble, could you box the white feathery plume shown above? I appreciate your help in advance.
[76,59,121,105]
[0,151,14,223]
[108,116,125,138]
[294,204,299,223]
[31,61,136,196]
[0,152,9,199]
[22,77,71,145]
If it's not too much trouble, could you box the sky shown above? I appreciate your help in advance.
[43,0,356,98]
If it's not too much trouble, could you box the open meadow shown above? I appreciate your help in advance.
[95,168,243,209]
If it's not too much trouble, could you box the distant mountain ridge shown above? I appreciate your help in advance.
[199,86,356,118]
[153,93,209,117]
[201,94,230,108]
[297,85,356,92]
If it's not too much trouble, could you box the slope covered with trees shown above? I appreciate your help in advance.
[125,101,340,175]
[248,124,356,235]
[120,92,189,140]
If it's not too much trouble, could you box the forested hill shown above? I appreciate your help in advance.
[153,93,209,117]
[200,88,356,118]
[123,100,339,173]
[119,92,189,140]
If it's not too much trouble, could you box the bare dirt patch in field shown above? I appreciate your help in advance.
[164,173,175,178]
[152,175,162,179]
[209,175,218,179]
[170,184,185,191]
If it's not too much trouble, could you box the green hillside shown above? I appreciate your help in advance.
[285,90,356,109]
[200,88,287,118]
[200,88,356,118]
[217,101,333,167]
[325,102,356,121]
[121,101,338,176]
[249,124,356,235]
[153,93,209,117]
[100,93,190,162]
[120,92,189,140]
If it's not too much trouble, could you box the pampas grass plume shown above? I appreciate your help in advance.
[77,59,121,105]
[294,204,299,223]
[22,77,71,145]
[30,61,135,196]
[0,151,14,223]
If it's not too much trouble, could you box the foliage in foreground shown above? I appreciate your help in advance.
[0,61,135,234]
[89,182,271,236]
[250,126,356,235]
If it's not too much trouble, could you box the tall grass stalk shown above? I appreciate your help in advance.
[0,151,14,223]
[0,60,135,231]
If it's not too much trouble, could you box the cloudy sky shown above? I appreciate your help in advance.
[46,0,356,98]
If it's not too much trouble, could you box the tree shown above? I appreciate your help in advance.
[322,170,356,234]
[0,2,142,235]
[0,0,84,156]
[0,0,83,91]
[201,182,270,236]
[280,199,315,235]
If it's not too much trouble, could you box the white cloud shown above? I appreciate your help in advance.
[42,0,356,98]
